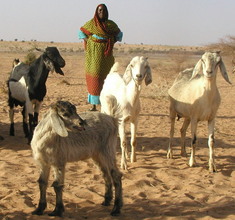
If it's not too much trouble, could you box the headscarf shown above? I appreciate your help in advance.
[81,4,120,56]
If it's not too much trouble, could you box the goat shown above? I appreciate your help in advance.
[167,51,231,172]
[100,56,152,170]
[12,58,20,68]
[8,47,65,142]
[31,101,123,217]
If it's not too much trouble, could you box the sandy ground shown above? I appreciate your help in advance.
[0,42,235,220]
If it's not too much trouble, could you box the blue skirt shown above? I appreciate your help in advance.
[88,93,100,105]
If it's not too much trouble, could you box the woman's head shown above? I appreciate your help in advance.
[95,4,108,22]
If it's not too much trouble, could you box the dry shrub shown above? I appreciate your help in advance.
[24,51,36,65]
[60,79,71,85]
[206,35,235,72]
[0,82,8,95]
[168,51,190,74]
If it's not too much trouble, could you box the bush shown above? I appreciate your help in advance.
[24,51,36,65]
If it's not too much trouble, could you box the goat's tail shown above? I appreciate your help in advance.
[102,95,122,120]
[110,62,119,73]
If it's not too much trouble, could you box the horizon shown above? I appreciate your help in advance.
[1,0,235,47]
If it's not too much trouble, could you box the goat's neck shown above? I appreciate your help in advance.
[127,79,141,106]
[30,57,50,88]
[202,75,218,103]
[203,75,217,91]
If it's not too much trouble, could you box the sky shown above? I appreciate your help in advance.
[1,0,235,46]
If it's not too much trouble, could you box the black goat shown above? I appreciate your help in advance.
[8,47,65,142]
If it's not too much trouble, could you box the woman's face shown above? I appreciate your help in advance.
[97,5,105,20]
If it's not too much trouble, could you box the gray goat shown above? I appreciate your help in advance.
[31,101,123,217]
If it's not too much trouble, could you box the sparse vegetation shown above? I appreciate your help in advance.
[168,51,190,74]
[24,51,36,65]
[207,35,235,72]
[0,82,8,95]
[60,79,71,85]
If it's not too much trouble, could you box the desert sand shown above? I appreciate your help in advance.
[0,41,235,220]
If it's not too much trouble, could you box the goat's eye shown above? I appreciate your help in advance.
[201,59,205,64]
[63,113,70,117]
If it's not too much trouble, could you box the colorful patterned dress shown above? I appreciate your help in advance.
[79,16,122,105]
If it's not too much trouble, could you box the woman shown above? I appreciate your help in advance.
[78,4,123,111]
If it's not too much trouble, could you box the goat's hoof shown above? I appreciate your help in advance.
[102,200,111,206]
[110,207,121,216]
[32,209,44,216]
[48,210,63,217]
[188,160,197,167]
[102,197,112,206]
[32,207,45,215]
[181,151,187,157]
[209,165,217,173]
[121,165,128,171]
[120,161,128,170]
[32,202,46,215]
[166,152,173,159]
[48,204,64,217]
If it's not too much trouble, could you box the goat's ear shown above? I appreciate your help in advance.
[145,64,152,86]
[219,60,232,84]
[50,110,68,137]
[190,59,202,80]
[43,57,55,72]
[123,64,132,84]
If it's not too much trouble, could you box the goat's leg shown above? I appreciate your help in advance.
[180,118,190,157]
[22,106,29,138]
[167,114,176,159]
[208,119,217,172]
[33,101,42,125]
[189,120,198,167]
[34,112,39,125]
[94,155,113,206]
[9,108,15,136]
[48,165,65,217]
[101,167,113,206]
[95,155,123,216]
[32,164,50,215]
[119,123,128,170]
[26,100,35,142]
[130,120,138,163]
[110,168,123,216]
[28,114,34,143]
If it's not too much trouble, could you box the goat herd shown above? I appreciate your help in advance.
[5,47,231,217]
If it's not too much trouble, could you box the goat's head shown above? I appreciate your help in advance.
[37,47,66,75]
[123,56,152,86]
[191,51,231,84]
[50,101,86,137]
[12,58,20,68]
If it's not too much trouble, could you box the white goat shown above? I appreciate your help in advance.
[100,56,152,170]
[167,51,231,172]
[31,101,123,217]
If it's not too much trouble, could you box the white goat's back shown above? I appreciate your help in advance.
[168,68,204,103]
[110,62,120,73]
[100,66,127,115]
